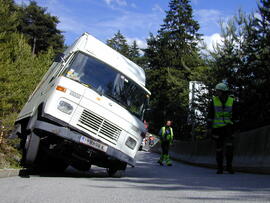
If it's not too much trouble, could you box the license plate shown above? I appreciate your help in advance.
[79,136,108,152]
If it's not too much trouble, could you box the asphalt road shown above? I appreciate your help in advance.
[0,151,270,203]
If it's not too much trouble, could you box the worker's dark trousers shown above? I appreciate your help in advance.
[161,141,170,156]
[213,125,234,170]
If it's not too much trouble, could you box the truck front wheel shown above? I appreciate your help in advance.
[22,132,40,167]
[107,162,127,177]
[107,167,118,177]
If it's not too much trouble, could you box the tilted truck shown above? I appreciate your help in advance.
[13,33,151,176]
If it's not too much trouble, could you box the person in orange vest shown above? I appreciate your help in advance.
[157,120,174,166]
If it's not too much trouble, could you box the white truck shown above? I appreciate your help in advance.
[14,33,151,176]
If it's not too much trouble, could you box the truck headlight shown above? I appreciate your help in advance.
[125,137,137,150]
[57,100,73,115]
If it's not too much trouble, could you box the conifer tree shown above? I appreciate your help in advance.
[17,1,64,54]
[129,40,140,61]
[0,0,18,40]
[106,30,130,58]
[145,0,202,70]
[144,0,204,138]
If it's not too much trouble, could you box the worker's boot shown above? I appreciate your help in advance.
[157,155,164,166]
[165,155,172,166]
[216,150,223,174]
[157,159,163,166]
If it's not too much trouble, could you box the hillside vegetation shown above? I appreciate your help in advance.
[0,0,62,168]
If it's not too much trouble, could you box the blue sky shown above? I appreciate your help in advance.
[15,0,258,50]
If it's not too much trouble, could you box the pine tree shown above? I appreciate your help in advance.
[143,0,204,138]
[0,0,18,40]
[0,0,54,134]
[160,0,201,47]
[129,40,140,60]
[145,0,202,70]
[206,2,270,131]
[143,35,163,69]
[129,40,148,67]
[17,1,64,54]
[256,0,270,72]
[106,30,130,58]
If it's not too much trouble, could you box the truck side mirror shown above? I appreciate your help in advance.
[54,53,65,63]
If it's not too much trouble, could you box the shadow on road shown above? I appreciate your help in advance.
[18,151,270,202]
[18,166,110,179]
[94,151,270,201]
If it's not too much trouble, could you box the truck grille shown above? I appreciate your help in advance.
[77,109,122,144]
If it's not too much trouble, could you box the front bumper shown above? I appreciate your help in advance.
[33,120,135,166]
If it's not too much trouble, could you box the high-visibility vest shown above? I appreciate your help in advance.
[161,126,174,141]
[212,96,234,128]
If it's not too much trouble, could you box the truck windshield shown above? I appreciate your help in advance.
[64,52,148,119]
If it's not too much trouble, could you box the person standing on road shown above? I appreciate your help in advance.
[157,120,174,166]
[207,83,237,174]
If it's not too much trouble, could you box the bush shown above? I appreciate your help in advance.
[0,33,53,168]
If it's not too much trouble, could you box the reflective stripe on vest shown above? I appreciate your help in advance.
[161,127,174,141]
[212,96,234,128]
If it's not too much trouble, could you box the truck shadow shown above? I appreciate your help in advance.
[18,166,110,178]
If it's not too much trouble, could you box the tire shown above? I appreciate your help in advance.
[23,132,40,167]
[107,167,119,177]
[107,162,127,177]
[107,168,126,177]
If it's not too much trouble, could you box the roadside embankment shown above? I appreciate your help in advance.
[151,125,270,174]
[0,169,20,178]
[0,138,21,178]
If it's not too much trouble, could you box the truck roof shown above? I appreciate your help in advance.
[66,33,149,93]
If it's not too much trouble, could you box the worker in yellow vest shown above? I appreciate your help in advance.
[207,83,237,174]
[157,120,174,166]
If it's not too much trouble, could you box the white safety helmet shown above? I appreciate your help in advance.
[215,83,229,91]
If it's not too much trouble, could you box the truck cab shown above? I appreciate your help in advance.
[14,33,151,176]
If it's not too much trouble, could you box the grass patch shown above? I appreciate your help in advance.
[0,138,21,169]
